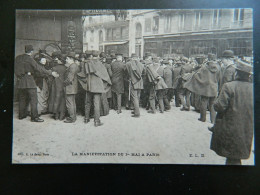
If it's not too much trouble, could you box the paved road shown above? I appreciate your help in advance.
[12,102,254,165]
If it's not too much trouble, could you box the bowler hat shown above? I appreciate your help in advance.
[222,50,234,58]
[25,45,34,53]
[234,60,253,74]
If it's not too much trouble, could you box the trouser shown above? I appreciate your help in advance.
[112,92,122,111]
[163,89,171,110]
[130,85,140,116]
[149,88,164,112]
[141,86,150,108]
[18,88,38,119]
[167,88,174,102]
[174,89,181,106]
[226,158,242,165]
[179,88,191,109]
[53,90,66,118]
[65,94,77,121]
[85,92,101,122]
[200,96,216,123]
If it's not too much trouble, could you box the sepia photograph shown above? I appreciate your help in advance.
[12,9,254,165]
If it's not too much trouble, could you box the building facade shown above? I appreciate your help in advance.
[130,9,253,58]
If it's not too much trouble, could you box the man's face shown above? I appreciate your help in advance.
[40,58,47,65]
[116,55,123,62]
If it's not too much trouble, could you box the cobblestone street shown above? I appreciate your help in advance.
[12,102,254,165]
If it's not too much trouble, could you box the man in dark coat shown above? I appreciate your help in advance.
[157,60,173,111]
[146,58,168,113]
[125,53,144,117]
[219,50,236,90]
[141,52,152,109]
[111,53,125,114]
[178,60,193,111]
[103,56,113,109]
[172,61,182,107]
[48,53,67,120]
[210,60,253,165]
[14,45,59,122]
[63,52,79,123]
[184,60,220,123]
[78,50,112,126]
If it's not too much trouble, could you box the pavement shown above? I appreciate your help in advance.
[12,102,254,165]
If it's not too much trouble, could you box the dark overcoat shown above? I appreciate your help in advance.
[48,64,67,113]
[184,62,220,97]
[64,63,79,95]
[111,61,125,94]
[125,60,144,90]
[157,66,173,88]
[210,81,254,159]
[15,54,52,88]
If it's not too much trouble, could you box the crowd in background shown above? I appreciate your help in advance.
[15,45,254,165]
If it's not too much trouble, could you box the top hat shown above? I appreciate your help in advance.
[222,50,234,58]
[234,60,253,74]
[25,45,34,53]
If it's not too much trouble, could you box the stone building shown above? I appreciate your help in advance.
[129,9,253,58]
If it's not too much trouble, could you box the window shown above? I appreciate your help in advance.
[89,17,93,24]
[184,13,192,31]
[178,14,185,31]
[152,16,159,33]
[227,38,252,56]
[99,31,103,43]
[189,40,218,56]
[162,41,184,56]
[213,9,220,28]
[233,9,245,26]
[90,30,94,42]
[135,23,142,38]
[145,18,152,32]
[106,29,112,41]
[144,42,157,56]
[120,27,127,39]
[112,28,117,40]
[200,11,210,30]
[195,12,200,30]
[165,15,172,33]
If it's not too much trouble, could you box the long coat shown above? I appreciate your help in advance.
[64,63,79,95]
[146,64,167,90]
[78,59,111,93]
[172,66,182,89]
[157,66,173,88]
[125,60,144,90]
[184,62,220,97]
[15,54,52,88]
[48,64,67,113]
[210,80,253,159]
[219,64,236,90]
[111,61,125,94]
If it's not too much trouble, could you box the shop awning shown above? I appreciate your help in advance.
[103,40,129,46]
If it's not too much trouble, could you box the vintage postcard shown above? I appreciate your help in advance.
[12,9,254,165]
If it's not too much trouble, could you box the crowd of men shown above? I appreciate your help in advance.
[15,45,254,165]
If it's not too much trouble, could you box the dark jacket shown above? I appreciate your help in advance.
[125,60,144,90]
[184,62,220,97]
[78,59,111,93]
[111,61,125,94]
[64,63,79,95]
[15,54,52,88]
[210,80,253,159]
[172,66,182,89]
[157,66,173,89]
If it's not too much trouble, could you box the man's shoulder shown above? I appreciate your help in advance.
[16,54,29,61]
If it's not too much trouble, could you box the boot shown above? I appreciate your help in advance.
[198,110,206,122]
[94,120,103,127]
[84,118,90,124]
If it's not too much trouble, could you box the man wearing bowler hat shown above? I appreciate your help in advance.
[63,52,79,123]
[210,60,253,165]
[14,45,59,122]
[125,53,144,117]
[111,53,125,114]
